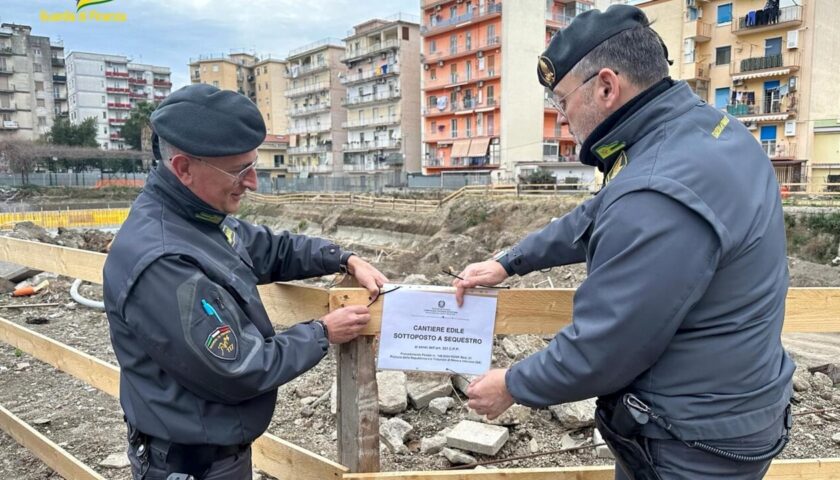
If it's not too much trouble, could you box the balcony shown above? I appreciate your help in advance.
[53,92,67,100]
[286,62,329,78]
[343,162,395,173]
[0,46,13,56]
[287,144,329,155]
[108,118,127,125]
[421,3,502,35]
[0,103,16,112]
[341,64,401,85]
[342,114,400,129]
[105,71,129,78]
[106,87,130,94]
[128,77,147,85]
[108,102,132,110]
[423,36,502,65]
[0,120,19,130]
[731,52,800,80]
[343,90,401,107]
[129,91,147,99]
[288,122,332,134]
[726,94,797,123]
[733,6,802,35]
[423,96,500,117]
[545,12,575,29]
[288,103,331,117]
[110,134,125,141]
[51,57,65,67]
[343,138,402,152]
[0,65,13,75]
[424,69,498,91]
[342,39,400,63]
[686,20,712,43]
[287,164,333,173]
[0,84,13,93]
[681,62,710,82]
[285,81,331,98]
[153,79,172,87]
[154,95,167,101]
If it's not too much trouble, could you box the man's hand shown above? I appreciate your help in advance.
[453,260,509,307]
[321,305,370,344]
[347,256,389,299]
[466,368,515,420]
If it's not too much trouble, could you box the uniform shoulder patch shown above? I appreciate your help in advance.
[221,224,237,247]
[205,325,238,361]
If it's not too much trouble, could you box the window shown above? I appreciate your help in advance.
[428,95,437,109]
[466,117,472,137]
[34,64,42,73]
[38,116,47,126]
[450,63,458,83]
[465,32,472,51]
[715,46,731,66]
[34,48,42,56]
[450,34,457,54]
[402,26,409,40]
[212,64,219,72]
[717,3,732,25]
[213,80,219,88]
[102,112,106,119]
[450,5,457,19]
[765,37,783,57]
[264,66,267,74]
[35,81,44,91]
[714,87,730,109]
[487,24,496,42]
[465,61,472,81]
[101,95,106,104]
[37,99,45,107]
[430,68,436,80]
[273,154,284,167]
[430,39,437,53]
[450,118,458,138]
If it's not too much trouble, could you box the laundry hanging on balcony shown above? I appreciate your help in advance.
[436,96,448,111]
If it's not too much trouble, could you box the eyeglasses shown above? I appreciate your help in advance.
[183,155,259,185]
[546,70,618,120]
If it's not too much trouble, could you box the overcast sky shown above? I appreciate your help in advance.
[2,0,421,88]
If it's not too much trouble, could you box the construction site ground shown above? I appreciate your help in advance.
[1,193,839,479]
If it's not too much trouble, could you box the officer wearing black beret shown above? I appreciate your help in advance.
[456,5,793,479]
[104,84,388,479]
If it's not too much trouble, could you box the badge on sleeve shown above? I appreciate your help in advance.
[206,325,238,361]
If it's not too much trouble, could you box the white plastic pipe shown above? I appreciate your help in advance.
[70,279,105,310]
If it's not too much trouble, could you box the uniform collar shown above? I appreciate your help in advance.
[145,165,228,226]
[580,78,696,177]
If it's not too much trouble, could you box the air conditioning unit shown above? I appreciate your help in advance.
[455,85,462,91]
[686,0,696,6]
[744,122,757,131]
[787,30,799,49]
[785,120,796,137]
[381,53,387,59]
[435,5,441,11]
[424,64,430,70]
[476,51,484,58]
[733,78,745,86]
[438,60,445,67]
[789,76,797,92]
[478,80,484,87]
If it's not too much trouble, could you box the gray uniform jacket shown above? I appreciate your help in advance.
[103,166,342,445]
[499,81,794,441]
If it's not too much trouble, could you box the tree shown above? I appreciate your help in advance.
[1,140,37,184]
[46,117,99,148]
[121,101,157,150]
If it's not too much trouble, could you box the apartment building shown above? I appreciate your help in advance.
[253,57,289,135]
[420,0,603,184]
[284,39,347,177]
[67,52,171,149]
[341,14,422,178]
[0,24,68,141]
[640,0,840,191]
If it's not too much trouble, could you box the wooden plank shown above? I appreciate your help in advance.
[0,237,105,284]
[342,459,840,479]
[331,287,840,335]
[0,316,349,480]
[252,432,347,480]
[335,275,380,473]
[258,283,330,327]
[0,404,106,480]
[0,316,120,397]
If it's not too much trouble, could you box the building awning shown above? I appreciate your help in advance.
[467,137,491,157]
[731,68,790,81]
[739,113,790,122]
[451,139,471,157]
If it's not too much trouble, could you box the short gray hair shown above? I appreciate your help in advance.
[158,137,185,165]
[569,27,669,90]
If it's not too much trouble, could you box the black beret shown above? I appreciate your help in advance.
[150,84,265,159]
[538,4,667,90]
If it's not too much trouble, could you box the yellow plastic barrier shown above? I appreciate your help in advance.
[0,208,129,231]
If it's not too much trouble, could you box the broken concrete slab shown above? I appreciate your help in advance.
[406,372,452,409]
[446,420,509,456]
[442,447,476,465]
[420,435,447,454]
[467,404,531,426]
[377,370,408,414]
[99,452,130,469]
[593,428,613,459]
[549,398,596,429]
[0,261,40,284]
[451,373,478,396]
[380,417,413,454]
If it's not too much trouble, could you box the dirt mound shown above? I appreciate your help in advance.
[5,222,114,253]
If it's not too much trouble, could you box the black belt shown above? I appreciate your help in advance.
[127,422,250,478]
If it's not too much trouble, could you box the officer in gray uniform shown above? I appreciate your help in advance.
[454,5,793,479]
[104,84,388,479]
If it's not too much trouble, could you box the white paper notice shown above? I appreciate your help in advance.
[377,285,498,375]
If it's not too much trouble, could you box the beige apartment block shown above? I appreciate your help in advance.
[285,39,347,177]
[640,0,840,192]
[0,24,67,142]
[253,58,288,135]
[341,14,422,178]
[189,53,258,101]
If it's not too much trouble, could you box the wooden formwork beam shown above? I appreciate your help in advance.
[0,404,106,480]
[0,316,348,480]
[331,287,840,335]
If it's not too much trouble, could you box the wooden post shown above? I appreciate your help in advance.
[335,276,380,473]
